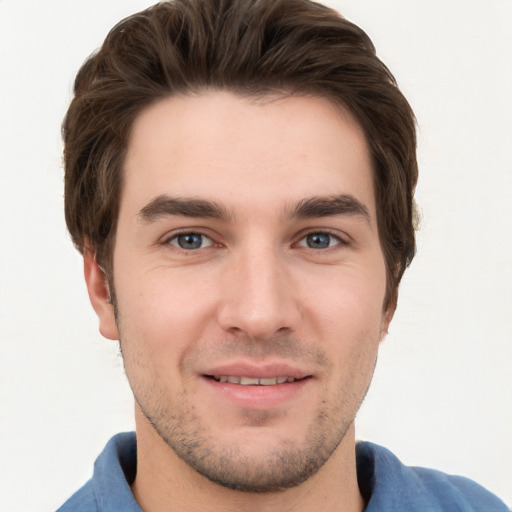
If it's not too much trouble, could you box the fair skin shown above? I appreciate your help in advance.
[85,91,393,512]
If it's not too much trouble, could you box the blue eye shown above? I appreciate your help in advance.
[169,233,213,250]
[298,232,340,249]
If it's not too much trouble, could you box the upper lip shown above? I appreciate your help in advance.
[201,362,311,380]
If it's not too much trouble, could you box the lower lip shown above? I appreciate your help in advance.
[201,376,311,409]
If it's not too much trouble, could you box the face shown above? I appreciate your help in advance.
[88,91,392,492]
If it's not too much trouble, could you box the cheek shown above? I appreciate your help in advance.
[316,289,382,395]
[308,265,387,328]
[114,269,217,362]
[306,267,386,366]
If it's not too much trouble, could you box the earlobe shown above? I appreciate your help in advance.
[380,304,396,342]
[83,244,119,341]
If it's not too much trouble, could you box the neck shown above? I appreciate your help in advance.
[131,406,364,512]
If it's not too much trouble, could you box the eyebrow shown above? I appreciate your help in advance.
[138,193,371,224]
[290,194,371,222]
[138,195,231,222]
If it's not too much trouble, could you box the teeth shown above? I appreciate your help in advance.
[213,376,297,386]
[259,377,278,386]
[240,377,260,385]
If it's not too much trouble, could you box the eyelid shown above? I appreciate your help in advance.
[294,229,349,248]
[171,233,213,249]
[161,229,218,250]
[159,227,350,251]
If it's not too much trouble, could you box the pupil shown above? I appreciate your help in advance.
[307,233,330,249]
[178,233,202,249]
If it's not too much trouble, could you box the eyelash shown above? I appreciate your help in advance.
[166,232,214,250]
[295,231,345,250]
[163,230,347,252]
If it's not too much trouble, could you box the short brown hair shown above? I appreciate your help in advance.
[63,0,418,310]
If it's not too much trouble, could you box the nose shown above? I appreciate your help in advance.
[216,245,300,340]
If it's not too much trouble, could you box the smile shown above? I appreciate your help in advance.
[211,376,300,386]
[202,372,312,408]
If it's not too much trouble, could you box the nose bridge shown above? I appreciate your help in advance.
[217,240,298,339]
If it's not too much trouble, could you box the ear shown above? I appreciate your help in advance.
[83,243,119,341]
[379,303,396,342]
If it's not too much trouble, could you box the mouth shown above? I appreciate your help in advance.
[200,363,313,408]
[207,375,307,386]
[201,369,312,409]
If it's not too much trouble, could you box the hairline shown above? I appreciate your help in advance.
[104,86,382,257]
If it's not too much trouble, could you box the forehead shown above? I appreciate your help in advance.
[122,90,375,219]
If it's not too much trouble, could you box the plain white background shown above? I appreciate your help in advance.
[0,1,511,510]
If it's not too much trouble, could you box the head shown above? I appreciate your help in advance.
[63,0,417,313]
[63,0,418,496]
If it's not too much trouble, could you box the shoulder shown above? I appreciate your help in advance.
[55,432,140,512]
[56,480,97,512]
[356,441,509,512]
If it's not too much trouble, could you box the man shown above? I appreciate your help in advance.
[57,0,508,510]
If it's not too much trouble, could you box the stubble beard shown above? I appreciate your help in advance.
[121,342,375,493]
[133,386,355,493]
[113,289,376,493]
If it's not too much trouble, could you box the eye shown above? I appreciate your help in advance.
[168,232,213,250]
[297,232,341,249]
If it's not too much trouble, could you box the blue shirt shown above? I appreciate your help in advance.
[57,432,508,511]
